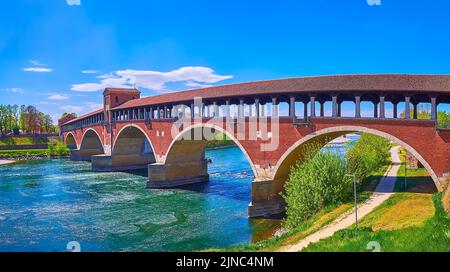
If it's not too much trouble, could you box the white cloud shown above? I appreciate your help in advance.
[59,102,102,116]
[82,70,99,74]
[27,60,45,66]
[85,102,103,110]
[67,0,81,6]
[1,87,24,94]
[185,81,213,89]
[71,66,232,92]
[60,105,84,113]
[23,67,53,73]
[48,94,69,100]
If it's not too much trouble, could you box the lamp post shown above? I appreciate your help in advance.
[345,174,358,237]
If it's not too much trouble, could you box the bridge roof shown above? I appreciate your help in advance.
[62,108,104,125]
[112,74,450,110]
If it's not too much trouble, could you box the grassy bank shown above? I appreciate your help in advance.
[302,192,449,252]
[0,142,70,159]
[301,155,449,252]
[0,137,47,146]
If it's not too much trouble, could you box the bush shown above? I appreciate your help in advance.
[48,141,70,156]
[283,148,350,229]
[346,134,391,182]
[283,134,392,229]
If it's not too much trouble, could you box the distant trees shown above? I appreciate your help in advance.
[0,104,56,135]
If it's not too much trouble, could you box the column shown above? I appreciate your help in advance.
[272,97,278,117]
[332,95,338,117]
[303,101,308,118]
[190,103,195,119]
[213,101,219,117]
[374,102,378,118]
[413,102,418,119]
[355,95,361,118]
[226,100,231,118]
[431,96,437,121]
[393,103,398,118]
[320,102,324,117]
[238,99,244,118]
[310,96,316,117]
[255,98,260,118]
[379,96,386,119]
[405,96,411,119]
[289,96,296,117]
[337,102,342,117]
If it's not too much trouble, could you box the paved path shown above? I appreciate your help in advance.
[281,146,401,252]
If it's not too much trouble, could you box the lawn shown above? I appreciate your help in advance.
[0,137,47,146]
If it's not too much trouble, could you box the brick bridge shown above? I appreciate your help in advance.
[59,74,450,217]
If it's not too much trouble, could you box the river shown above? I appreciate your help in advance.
[0,136,357,252]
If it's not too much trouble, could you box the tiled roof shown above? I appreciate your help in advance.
[61,108,104,125]
[112,74,450,110]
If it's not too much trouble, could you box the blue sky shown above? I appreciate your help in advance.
[1,0,450,122]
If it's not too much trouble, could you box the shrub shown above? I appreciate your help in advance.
[283,148,350,229]
[48,141,70,156]
[346,134,390,182]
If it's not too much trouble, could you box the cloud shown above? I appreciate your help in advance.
[66,0,81,6]
[23,67,53,73]
[59,102,102,115]
[85,102,103,110]
[185,81,213,89]
[71,66,232,92]
[1,87,24,94]
[48,94,69,100]
[81,70,99,74]
[27,60,45,66]
[60,105,84,113]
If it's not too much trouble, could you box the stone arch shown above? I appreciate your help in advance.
[273,126,443,191]
[164,123,258,178]
[112,124,156,169]
[80,128,104,153]
[64,132,77,149]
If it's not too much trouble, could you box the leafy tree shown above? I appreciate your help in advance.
[283,147,349,228]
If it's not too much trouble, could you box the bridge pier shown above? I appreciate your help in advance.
[147,159,209,188]
[70,149,104,161]
[248,179,285,218]
[91,154,155,171]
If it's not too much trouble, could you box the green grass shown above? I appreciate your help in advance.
[0,149,51,158]
[301,153,449,252]
[0,137,47,146]
[302,193,450,252]
[0,142,70,158]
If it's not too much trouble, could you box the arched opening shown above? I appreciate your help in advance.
[273,126,442,194]
[148,124,257,189]
[69,129,104,161]
[80,129,104,154]
[112,125,156,170]
[65,133,77,149]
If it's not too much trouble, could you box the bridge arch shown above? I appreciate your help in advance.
[112,124,156,169]
[273,126,443,191]
[64,132,77,149]
[80,128,104,153]
[164,123,258,178]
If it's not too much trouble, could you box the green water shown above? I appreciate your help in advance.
[0,147,281,252]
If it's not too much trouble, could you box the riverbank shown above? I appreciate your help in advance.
[0,159,15,165]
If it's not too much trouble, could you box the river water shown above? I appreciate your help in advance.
[0,137,357,252]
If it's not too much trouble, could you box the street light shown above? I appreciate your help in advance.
[345,174,358,237]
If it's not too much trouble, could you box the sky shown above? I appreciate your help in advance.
[1,0,450,123]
